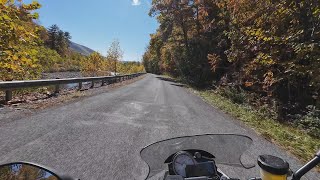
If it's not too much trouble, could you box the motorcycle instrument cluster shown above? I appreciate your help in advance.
[169,150,220,180]
[172,151,197,178]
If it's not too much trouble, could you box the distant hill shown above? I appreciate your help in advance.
[69,41,95,56]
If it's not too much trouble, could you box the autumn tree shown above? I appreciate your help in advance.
[106,39,123,75]
[118,61,145,74]
[80,52,106,76]
[144,0,320,133]
[0,0,42,80]
[146,0,215,86]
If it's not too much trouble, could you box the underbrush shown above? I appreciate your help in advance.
[13,86,55,96]
[0,87,55,103]
[217,86,248,104]
[215,86,320,138]
[294,106,320,138]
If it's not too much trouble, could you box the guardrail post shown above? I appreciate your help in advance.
[54,84,60,94]
[5,90,12,102]
[91,81,94,88]
[78,82,83,90]
[101,79,105,86]
[54,78,60,94]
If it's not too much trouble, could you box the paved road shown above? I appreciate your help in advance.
[0,74,319,180]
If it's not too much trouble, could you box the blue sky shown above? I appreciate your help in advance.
[28,0,158,61]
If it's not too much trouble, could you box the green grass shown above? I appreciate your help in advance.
[192,89,320,166]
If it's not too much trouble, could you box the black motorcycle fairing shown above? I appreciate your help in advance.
[140,134,253,179]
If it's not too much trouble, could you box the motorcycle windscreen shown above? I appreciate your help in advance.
[140,134,253,179]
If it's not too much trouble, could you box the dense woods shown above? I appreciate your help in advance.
[143,0,319,137]
[0,0,144,82]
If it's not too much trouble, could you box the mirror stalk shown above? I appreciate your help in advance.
[292,150,320,180]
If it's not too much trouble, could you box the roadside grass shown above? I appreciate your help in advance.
[191,89,320,168]
[158,74,319,165]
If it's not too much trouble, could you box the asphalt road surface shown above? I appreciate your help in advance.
[0,74,319,180]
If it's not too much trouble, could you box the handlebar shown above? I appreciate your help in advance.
[292,150,320,180]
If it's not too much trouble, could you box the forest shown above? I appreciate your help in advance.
[143,0,319,137]
[0,0,144,81]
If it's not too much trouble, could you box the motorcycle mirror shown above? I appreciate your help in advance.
[0,162,75,180]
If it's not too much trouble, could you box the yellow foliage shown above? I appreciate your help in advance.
[0,0,42,80]
[80,52,109,76]
[117,61,145,75]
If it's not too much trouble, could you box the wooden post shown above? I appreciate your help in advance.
[78,82,83,90]
[5,90,12,102]
[91,81,94,88]
[54,84,60,94]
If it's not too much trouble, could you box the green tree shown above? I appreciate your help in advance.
[46,24,71,57]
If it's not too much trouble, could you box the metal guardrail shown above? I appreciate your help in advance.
[0,73,146,102]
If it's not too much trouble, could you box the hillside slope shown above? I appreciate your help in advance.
[69,41,95,56]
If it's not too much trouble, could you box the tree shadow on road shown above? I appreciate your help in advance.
[156,76,187,88]
[170,83,186,87]
[156,76,179,83]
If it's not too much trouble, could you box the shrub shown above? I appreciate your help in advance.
[296,106,320,138]
[218,86,248,104]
